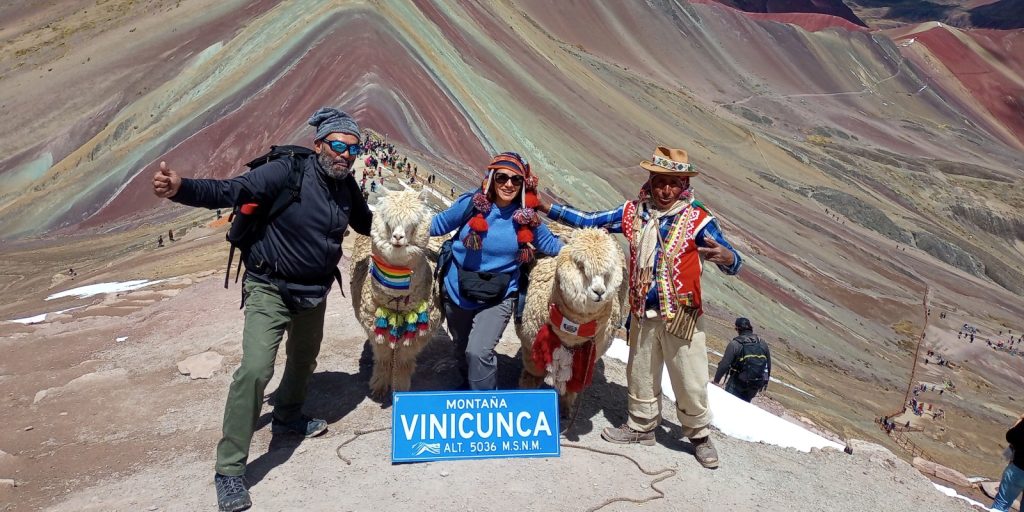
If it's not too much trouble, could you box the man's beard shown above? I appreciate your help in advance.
[318,152,352,180]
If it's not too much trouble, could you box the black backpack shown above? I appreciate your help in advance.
[734,335,769,384]
[224,145,313,288]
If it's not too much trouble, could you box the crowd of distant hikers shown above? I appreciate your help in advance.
[955,322,1023,358]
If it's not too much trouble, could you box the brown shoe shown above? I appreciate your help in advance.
[692,436,719,468]
[601,424,656,446]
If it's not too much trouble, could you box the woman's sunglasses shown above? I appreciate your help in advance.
[493,173,524,186]
[324,140,362,156]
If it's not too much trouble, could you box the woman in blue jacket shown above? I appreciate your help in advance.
[430,152,562,390]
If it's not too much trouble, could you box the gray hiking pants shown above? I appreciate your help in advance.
[443,298,513,391]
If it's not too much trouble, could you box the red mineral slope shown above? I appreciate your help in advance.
[743,11,871,32]
[893,25,1024,148]
[87,10,489,226]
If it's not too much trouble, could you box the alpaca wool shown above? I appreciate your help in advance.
[350,190,443,399]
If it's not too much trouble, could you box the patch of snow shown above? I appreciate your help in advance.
[6,305,86,324]
[116,337,128,343]
[9,313,47,325]
[606,338,842,452]
[46,280,165,301]
[770,377,816,398]
[932,483,986,508]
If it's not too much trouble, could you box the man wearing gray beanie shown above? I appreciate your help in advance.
[152,106,372,512]
[308,106,361,180]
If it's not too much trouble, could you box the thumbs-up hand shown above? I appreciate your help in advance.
[152,161,182,198]
[697,236,735,266]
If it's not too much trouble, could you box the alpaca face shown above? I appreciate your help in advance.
[555,229,624,308]
[371,190,431,266]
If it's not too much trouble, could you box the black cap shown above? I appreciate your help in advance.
[735,317,753,330]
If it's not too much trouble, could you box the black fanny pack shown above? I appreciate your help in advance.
[457,266,512,304]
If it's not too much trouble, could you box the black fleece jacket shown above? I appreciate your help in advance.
[171,155,371,298]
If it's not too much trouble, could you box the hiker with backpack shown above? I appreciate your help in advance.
[538,146,742,469]
[430,152,563,391]
[152,107,371,512]
[714,317,771,402]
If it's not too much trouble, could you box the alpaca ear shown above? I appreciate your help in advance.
[418,188,430,202]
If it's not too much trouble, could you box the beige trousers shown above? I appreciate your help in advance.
[626,315,711,439]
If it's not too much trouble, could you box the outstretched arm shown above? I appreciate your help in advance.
[539,199,626,233]
[430,193,473,237]
[160,159,290,209]
[533,222,564,256]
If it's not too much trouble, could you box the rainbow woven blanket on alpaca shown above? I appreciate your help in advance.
[370,254,413,290]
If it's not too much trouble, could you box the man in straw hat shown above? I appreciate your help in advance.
[539,146,741,469]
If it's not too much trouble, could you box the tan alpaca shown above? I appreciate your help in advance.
[350,190,442,401]
[516,228,626,416]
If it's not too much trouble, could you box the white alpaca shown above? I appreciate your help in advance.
[516,228,626,415]
[350,190,442,400]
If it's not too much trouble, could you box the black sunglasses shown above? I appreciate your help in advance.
[493,173,524,186]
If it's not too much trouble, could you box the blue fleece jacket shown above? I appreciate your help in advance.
[430,194,563,309]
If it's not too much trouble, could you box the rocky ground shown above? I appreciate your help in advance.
[0,206,984,511]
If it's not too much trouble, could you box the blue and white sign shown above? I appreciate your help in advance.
[392,389,560,462]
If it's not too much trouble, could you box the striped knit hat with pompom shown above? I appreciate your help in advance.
[463,152,542,263]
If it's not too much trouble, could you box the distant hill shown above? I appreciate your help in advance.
[844,0,1024,29]
[709,0,1024,29]
[710,0,869,26]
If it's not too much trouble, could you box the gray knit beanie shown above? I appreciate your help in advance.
[308,107,360,141]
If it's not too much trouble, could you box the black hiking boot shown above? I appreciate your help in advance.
[214,473,251,512]
[271,415,328,438]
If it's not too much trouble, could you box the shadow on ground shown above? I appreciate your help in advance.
[243,330,646,486]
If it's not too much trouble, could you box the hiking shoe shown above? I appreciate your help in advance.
[692,436,720,469]
[271,416,328,438]
[601,424,656,446]
[214,473,251,512]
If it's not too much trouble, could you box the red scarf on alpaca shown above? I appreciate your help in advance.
[530,304,598,393]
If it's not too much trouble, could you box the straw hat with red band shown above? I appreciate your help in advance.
[464,152,542,263]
